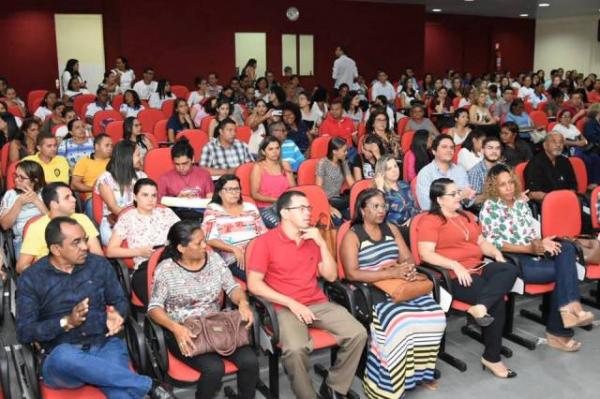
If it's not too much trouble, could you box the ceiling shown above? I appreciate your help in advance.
[353,0,600,19]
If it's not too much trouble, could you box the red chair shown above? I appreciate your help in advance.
[530,110,549,129]
[524,101,534,114]
[452,144,461,164]
[170,85,190,99]
[547,122,557,132]
[138,109,165,135]
[111,93,124,110]
[5,162,18,190]
[143,148,174,182]
[144,133,159,149]
[296,159,319,185]
[400,130,415,154]
[286,185,331,227]
[309,136,331,159]
[568,157,588,194]
[575,118,587,133]
[541,190,600,307]
[591,186,600,230]
[451,97,461,110]
[410,178,419,207]
[1,144,10,177]
[92,110,123,135]
[349,179,373,218]
[161,99,175,119]
[7,105,24,118]
[73,94,96,118]
[27,89,48,113]
[514,162,527,189]
[175,129,209,162]
[153,119,169,142]
[235,162,254,198]
[396,117,409,135]
[106,121,124,144]
[236,126,252,143]
[200,115,215,134]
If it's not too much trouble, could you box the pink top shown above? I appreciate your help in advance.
[255,168,290,208]
[404,150,417,182]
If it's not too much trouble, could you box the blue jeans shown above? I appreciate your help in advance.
[42,337,152,399]
[513,242,580,337]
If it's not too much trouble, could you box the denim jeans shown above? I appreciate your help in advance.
[513,241,580,337]
[42,337,152,399]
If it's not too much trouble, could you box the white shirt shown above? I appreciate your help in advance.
[529,93,547,109]
[187,91,205,107]
[64,88,90,99]
[552,123,581,141]
[332,55,358,89]
[371,81,395,102]
[119,104,145,118]
[132,80,157,100]
[518,86,534,99]
[85,102,114,119]
[61,71,85,95]
[364,106,395,130]
[34,106,52,121]
[149,93,175,109]
[113,69,136,91]
[457,148,483,171]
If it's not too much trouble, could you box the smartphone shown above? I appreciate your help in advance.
[272,110,283,116]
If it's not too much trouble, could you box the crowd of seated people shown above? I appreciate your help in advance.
[1,58,600,399]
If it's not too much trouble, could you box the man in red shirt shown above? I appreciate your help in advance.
[248,191,367,399]
[319,100,357,149]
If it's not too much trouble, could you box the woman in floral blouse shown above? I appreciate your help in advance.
[480,164,594,352]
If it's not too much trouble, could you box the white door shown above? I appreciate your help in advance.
[235,33,267,78]
[54,14,105,94]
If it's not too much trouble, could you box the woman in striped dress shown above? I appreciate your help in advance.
[340,188,446,398]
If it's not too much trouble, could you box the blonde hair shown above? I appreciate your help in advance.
[374,155,397,192]
[482,164,522,202]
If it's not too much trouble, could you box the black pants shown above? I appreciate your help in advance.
[165,330,259,399]
[450,262,518,362]
[131,261,149,305]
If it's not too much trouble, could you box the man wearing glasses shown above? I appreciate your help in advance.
[248,191,367,399]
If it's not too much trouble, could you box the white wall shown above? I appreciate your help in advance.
[534,16,600,75]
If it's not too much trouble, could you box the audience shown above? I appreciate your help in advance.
[447,108,471,145]
[316,136,355,221]
[457,129,485,171]
[418,178,518,379]
[505,99,534,130]
[208,98,234,138]
[123,116,154,160]
[282,101,310,154]
[468,136,503,199]
[112,56,136,91]
[60,58,86,94]
[57,118,94,168]
[9,118,39,163]
[199,118,254,176]
[499,121,533,166]
[247,190,367,399]
[404,129,433,182]
[23,134,70,184]
[340,188,445,397]
[342,91,363,127]
[552,109,587,154]
[17,182,102,273]
[319,99,357,157]
[407,103,439,136]
[250,136,296,228]
[582,104,600,186]
[33,91,58,121]
[332,45,358,90]
[268,121,305,172]
[149,79,175,109]
[132,67,157,101]
[166,98,194,142]
[352,134,385,180]
[365,108,401,160]
[120,89,145,118]
[85,87,113,124]
[246,99,271,155]
[371,70,395,102]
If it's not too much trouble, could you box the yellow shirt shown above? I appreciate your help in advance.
[23,153,70,184]
[72,157,110,199]
[20,213,99,259]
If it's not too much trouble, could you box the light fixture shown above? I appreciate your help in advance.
[432,8,442,12]
[538,2,550,7]
[465,0,475,2]
[520,13,529,17]
[286,7,300,21]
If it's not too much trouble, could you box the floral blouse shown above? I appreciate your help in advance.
[384,182,419,225]
[479,198,537,250]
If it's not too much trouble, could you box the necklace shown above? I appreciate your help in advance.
[448,216,470,241]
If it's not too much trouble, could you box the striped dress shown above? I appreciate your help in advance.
[352,223,446,399]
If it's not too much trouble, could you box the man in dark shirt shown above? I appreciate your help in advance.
[525,131,577,202]
[16,217,174,398]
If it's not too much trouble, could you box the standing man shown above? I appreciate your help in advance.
[332,46,358,90]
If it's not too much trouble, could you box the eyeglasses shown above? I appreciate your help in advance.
[366,203,389,211]
[13,174,30,181]
[442,190,462,198]
[133,123,142,127]
[374,118,387,122]
[285,205,313,213]
[222,187,241,193]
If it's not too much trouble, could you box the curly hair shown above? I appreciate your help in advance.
[482,163,522,203]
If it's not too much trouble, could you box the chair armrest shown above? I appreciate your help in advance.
[12,343,40,399]
[418,262,454,295]
[143,316,168,379]
[416,265,441,302]
[324,280,356,315]
[125,315,148,374]
[249,295,280,347]
[501,252,524,276]
[110,259,131,296]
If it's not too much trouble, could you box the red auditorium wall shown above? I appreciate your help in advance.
[424,14,535,77]
[2,0,425,96]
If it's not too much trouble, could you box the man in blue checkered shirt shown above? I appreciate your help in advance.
[468,136,503,203]
[200,117,254,176]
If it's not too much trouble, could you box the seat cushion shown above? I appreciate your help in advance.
[524,282,555,295]
[167,352,238,382]
[41,383,107,399]
[586,264,600,280]
[451,299,472,312]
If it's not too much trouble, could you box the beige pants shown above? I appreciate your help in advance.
[277,302,368,399]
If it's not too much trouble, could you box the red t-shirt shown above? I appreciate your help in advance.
[319,114,356,147]
[588,90,600,104]
[157,166,214,199]
[418,212,483,278]
[247,226,327,306]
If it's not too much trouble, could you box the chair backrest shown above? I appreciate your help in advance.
[541,190,581,237]
[235,162,254,197]
[236,126,252,143]
[92,110,123,135]
[396,117,409,135]
[409,212,426,265]
[73,94,97,118]
[5,162,18,190]
[336,221,352,279]
[296,159,319,185]
[349,179,374,219]
[105,121,124,144]
[452,144,461,163]
[171,85,190,99]
[1,144,10,176]
[200,115,215,133]
[27,89,48,113]
[547,121,557,132]
[451,97,461,109]
[524,101,534,114]
[7,105,24,118]
[175,129,209,162]
[402,150,412,182]
[591,186,600,230]
[144,148,174,181]
[410,177,419,207]
[146,247,166,301]
[111,94,124,110]
[138,109,165,135]
[161,99,175,119]
[568,156,588,194]
[91,190,104,226]
[152,119,169,142]
[22,214,43,241]
[144,132,159,148]
[286,185,331,227]
[514,161,527,189]
[575,118,587,133]
[530,110,549,129]
[309,136,331,159]
[400,130,415,154]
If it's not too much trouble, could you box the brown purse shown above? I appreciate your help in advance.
[183,310,250,357]
[570,236,600,265]
[373,273,433,303]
